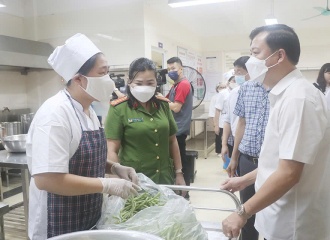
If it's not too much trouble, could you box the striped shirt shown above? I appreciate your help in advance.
[234,81,270,157]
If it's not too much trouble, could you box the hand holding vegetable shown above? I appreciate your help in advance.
[111,163,139,185]
[99,178,139,199]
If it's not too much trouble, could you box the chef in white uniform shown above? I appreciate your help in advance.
[26,33,139,240]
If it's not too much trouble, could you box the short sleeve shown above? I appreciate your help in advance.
[105,106,124,140]
[174,80,191,104]
[215,93,225,110]
[223,103,230,123]
[234,86,245,118]
[278,98,327,164]
[30,120,71,175]
[208,95,216,117]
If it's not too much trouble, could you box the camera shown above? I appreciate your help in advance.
[110,73,126,100]
[110,73,125,89]
[156,69,168,86]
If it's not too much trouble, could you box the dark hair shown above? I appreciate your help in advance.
[233,56,250,71]
[249,24,300,65]
[316,63,330,93]
[167,57,183,66]
[126,57,159,108]
[67,52,103,86]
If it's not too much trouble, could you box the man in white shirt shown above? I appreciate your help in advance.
[214,70,234,155]
[221,24,330,240]
[209,82,227,154]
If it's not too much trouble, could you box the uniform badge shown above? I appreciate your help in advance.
[128,118,144,123]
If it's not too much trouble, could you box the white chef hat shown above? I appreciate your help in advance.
[48,33,101,81]
[223,69,234,82]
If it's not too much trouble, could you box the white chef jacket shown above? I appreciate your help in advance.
[325,90,330,110]
[208,94,217,118]
[222,86,240,137]
[26,89,101,240]
[215,88,230,128]
[255,69,330,240]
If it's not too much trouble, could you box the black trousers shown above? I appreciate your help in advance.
[176,134,191,186]
[227,144,233,157]
[238,153,259,240]
[215,127,223,154]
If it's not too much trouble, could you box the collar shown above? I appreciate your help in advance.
[132,99,158,113]
[269,69,302,96]
[174,77,187,86]
[63,89,85,113]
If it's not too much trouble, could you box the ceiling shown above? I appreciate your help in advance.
[145,0,330,37]
[0,0,329,39]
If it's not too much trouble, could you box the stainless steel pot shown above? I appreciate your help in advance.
[0,122,22,138]
[47,230,164,240]
[21,113,34,134]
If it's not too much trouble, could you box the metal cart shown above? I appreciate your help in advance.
[160,185,241,240]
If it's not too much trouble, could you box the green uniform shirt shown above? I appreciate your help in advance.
[105,98,178,184]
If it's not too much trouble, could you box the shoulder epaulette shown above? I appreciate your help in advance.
[156,95,171,103]
[110,96,129,106]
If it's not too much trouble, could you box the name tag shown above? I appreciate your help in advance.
[128,118,144,123]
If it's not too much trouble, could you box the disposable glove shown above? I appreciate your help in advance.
[98,178,139,199]
[111,163,139,185]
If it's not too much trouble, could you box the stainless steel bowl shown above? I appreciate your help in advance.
[2,134,27,153]
[48,230,164,240]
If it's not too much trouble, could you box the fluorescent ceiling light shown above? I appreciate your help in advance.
[265,18,278,25]
[96,33,122,42]
[168,0,235,8]
[0,0,6,8]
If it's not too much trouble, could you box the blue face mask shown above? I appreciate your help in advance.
[168,71,179,81]
[235,75,245,86]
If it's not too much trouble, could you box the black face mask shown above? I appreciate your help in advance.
[168,71,179,81]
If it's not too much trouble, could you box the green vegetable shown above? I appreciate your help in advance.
[115,192,162,223]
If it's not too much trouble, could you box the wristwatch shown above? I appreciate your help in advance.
[236,205,252,219]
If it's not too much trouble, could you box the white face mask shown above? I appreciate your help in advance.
[130,85,156,103]
[245,51,279,84]
[82,74,115,102]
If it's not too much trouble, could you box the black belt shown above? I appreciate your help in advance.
[240,153,258,164]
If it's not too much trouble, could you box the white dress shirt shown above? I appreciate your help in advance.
[255,69,330,240]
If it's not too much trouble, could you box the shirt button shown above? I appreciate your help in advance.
[150,118,154,121]
[156,156,160,159]
[155,143,158,146]
[156,170,159,173]
[154,129,158,132]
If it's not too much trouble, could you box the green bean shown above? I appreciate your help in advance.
[115,192,162,223]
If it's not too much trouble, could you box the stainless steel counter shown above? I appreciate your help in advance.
[188,112,214,158]
[0,150,29,237]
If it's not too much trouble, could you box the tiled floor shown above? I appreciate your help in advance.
[1,174,26,239]
[1,151,262,240]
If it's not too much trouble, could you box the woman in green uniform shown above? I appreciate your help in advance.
[105,58,186,188]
